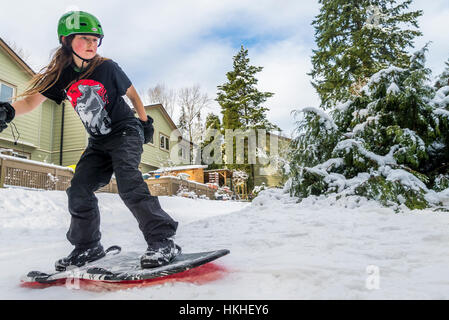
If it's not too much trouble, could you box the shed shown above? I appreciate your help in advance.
[204,169,233,187]
[147,164,208,183]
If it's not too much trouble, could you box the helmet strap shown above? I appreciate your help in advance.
[70,48,94,72]
[61,35,100,72]
[71,48,94,63]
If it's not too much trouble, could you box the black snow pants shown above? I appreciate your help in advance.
[66,124,178,249]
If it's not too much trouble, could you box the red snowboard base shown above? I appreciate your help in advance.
[20,262,227,292]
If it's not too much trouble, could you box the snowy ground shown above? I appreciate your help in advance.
[1,187,449,299]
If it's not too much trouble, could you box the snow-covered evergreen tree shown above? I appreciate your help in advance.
[289,46,449,209]
[205,113,221,132]
[217,45,278,131]
[310,0,422,109]
[429,59,449,192]
[216,45,278,189]
[178,105,187,134]
[435,59,449,89]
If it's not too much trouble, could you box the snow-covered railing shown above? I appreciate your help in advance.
[146,176,215,199]
[0,154,74,191]
[98,175,216,199]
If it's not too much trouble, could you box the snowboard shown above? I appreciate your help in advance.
[20,247,230,291]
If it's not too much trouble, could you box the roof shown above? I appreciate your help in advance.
[145,103,178,131]
[142,103,194,145]
[0,37,35,77]
[204,168,233,172]
[149,164,208,173]
[267,131,291,142]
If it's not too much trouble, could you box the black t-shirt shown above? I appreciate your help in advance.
[41,59,137,138]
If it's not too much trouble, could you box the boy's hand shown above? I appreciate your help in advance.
[139,115,154,144]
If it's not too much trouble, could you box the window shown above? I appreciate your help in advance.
[12,150,30,160]
[0,82,15,102]
[160,133,169,151]
[0,149,31,159]
[179,146,189,161]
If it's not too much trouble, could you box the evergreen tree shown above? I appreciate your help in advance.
[202,112,223,169]
[205,112,221,131]
[310,0,422,109]
[217,45,278,131]
[435,59,449,89]
[178,105,187,134]
[429,58,449,190]
[289,46,447,209]
[216,45,279,190]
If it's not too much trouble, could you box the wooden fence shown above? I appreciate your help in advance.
[0,155,73,191]
[147,176,215,199]
[0,156,215,199]
[99,176,216,199]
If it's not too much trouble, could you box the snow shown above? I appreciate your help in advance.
[382,167,428,192]
[361,66,405,95]
[370,66,405,85]
[335,100,353,113]
[0,154,74,173]
[148,165,208,173]
[2,187,449,299]
[431,86,449,108]
[300,107,338,131]
[387,82,400,95]
[352,108,369,118]
[334,139,398,166]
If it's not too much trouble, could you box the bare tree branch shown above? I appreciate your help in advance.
[147,83,177,118]
[177,84,210,144]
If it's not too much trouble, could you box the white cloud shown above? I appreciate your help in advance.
[1,0,448,134]
[251,37,320,135]
[411,0,449,76]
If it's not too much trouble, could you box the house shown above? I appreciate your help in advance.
[253,132,291,187]
[139,103,189,173]
[0,37,56,163]
[0,37,184,172]
[252,132,291,187]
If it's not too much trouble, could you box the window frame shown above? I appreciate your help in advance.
[0,80,16,103]
[159,132,170,152]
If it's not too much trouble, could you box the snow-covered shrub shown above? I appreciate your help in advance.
[214,186,232,200]
[177,186,198,199]
[252,182,266,197]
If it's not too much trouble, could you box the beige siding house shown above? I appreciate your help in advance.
[140,103,186,173]
[253,133,291,188]
[0,37,180,173]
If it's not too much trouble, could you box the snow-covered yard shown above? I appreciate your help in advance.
[1,187,449,299]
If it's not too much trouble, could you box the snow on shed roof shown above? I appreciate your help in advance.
[149,165,208,173]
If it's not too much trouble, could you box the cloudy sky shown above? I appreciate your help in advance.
[1,0,448,135]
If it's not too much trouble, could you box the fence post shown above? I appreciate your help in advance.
[53,168,57,190]
[0,158,4,188]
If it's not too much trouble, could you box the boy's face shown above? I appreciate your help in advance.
[71,34,99,60]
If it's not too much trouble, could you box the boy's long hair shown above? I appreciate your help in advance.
[17,35,109,101]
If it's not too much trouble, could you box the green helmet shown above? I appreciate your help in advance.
[57,11,104,44]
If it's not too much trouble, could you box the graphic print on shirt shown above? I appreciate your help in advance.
[67,79,112,135]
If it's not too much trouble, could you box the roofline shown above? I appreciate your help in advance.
[144,103,184,135]
[0,37,35,77]
[133,103,193,144]
[268,131,291,141]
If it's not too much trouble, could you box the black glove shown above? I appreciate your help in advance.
[0,102,15,133]
[139,115,154,144]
